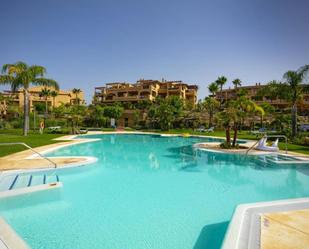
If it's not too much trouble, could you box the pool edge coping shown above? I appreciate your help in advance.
[0,217,30,249]
[221,197,309,249]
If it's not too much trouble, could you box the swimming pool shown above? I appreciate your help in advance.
[1,134,308,249]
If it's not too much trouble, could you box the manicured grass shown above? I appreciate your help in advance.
[101,128,116,131]
[0,129,66,157]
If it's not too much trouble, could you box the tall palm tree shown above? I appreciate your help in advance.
[232,78,242,97]
[0,62,59,135]
[50,90,58,109]
[257,65,309,138]
[217,98,264,147]
[203,97,219,128]
[40,87,51,126]
[283,65,309,138]
[208,82,219,97]
[216,76,227,106]
[72,88,81,105]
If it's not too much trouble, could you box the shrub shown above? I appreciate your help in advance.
[220,142,240,149]
[220,142,231,149]
[293,134,309,146]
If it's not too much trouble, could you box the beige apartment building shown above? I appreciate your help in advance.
[93,79,198,127]
[0,86,84,115]
[94,79,198,106]
[215,83,309,114]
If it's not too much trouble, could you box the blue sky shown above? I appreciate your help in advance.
[0,0,308,103]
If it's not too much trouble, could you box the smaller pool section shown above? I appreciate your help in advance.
[0,134,308,249]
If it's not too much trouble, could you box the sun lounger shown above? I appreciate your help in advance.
[196,126,206,132]
[256,138,279,152]
[205,127,214,133]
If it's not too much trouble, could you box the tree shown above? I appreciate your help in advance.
[232,78,242,89]
[256,80,281,103]
[85,104,106,127]
[203,97,219,128]
[208,82,219,97]
[257,65,309,138]
[69,105,87,134]
[283,65,309,138]
[0,62,59,135]
[216,105,236,146]
[50,90,58,109]
[232,78,242,97]
[103,104,124,127]
[39,87,51,126]
[232,96,264,146]
[147,96,184,130]
[53,103,86,134]
[216,76,227,106]
[0,93,8,118]
[217,97,264,147]
[156,99,174,130]
[72,88,81,105]
[259,102,275,128]
[167,95,184,118]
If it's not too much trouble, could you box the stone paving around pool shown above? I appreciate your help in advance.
[0,135,98,171]
[261,209,309,249]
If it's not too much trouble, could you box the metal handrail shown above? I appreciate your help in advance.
[245,134,288,155]
[0,142,57,168]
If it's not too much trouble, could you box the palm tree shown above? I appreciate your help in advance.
[232,78,242,97]
[72,88,81,105]
[257,65,309,138]
[216,105,236,146]
[259,102,275,128]
[232,78,241,89]
[50,90,58,109]
[283,65,309,138]
[208,82,219,97]
[216,76,227,106]
[203,97,219,128]
[217,98,264,147]
[0,93,6,118]
[232,96,264,146]
[0,62,59,135]
[40,88,51,126]
[256,80,281,103]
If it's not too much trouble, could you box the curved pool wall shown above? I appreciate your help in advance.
[0,134,308,249]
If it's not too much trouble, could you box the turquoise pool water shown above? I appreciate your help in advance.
[1,134,309,249]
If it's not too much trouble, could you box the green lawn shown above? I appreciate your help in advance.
[0,129,66,157]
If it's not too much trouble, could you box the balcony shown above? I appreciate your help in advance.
[186,89,196,95]
[168,87,180,90]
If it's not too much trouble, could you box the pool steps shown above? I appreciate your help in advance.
[257,154,309,165]
[0,173,60,192]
